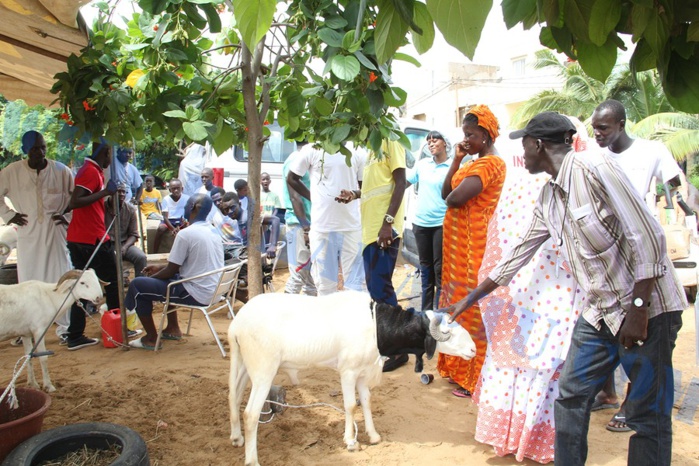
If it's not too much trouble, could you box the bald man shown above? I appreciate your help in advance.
[125,194,224,350]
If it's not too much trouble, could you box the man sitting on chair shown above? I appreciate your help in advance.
[125,193,224,350]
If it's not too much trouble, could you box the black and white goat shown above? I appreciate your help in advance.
[228,290,476,466]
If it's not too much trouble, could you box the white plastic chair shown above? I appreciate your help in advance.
[155,261,246,358]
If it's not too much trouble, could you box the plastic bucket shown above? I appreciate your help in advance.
[0,387,51,462]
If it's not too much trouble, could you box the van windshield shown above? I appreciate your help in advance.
[233,124,296,163]
[403,127,430,168]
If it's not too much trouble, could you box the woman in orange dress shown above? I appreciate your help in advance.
[437,104,506,398]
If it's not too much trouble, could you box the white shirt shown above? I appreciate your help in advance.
[288,144,366,233]
[602,138,681,197]
[161,194,190,219]
[169,221,224,304]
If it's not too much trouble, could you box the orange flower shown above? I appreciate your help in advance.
[82,100,96,111]
[60,113,70,121]
[153,25,159,31]
[369,72,378,83]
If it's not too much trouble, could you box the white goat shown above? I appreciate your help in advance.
[0,224,18,266]
[228,291,476,466]
[0,269,105,392]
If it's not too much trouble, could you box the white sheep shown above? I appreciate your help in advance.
[0,224,18,266]
[228,291,476,466]
[0,269,105,392]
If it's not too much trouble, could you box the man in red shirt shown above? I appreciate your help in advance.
[65,140,118,350]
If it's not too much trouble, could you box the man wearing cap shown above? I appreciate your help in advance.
[445,111,685,466]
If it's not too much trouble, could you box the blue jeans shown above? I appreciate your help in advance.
[412,224,442,310]
[555,311,682,466]
[125,276,203,318]
[362,239,400,306]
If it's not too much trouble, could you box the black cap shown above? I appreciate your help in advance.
[509,112,576,143]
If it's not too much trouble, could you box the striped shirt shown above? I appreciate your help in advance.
[489,150,686,335]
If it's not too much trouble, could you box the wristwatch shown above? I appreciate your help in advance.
[384,214,395,224]
[633,297,649,308]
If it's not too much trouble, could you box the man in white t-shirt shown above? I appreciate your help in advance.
[153,178,190,253]
[591,99,682,433]
[287,144,367,295]
[125,193,224,350]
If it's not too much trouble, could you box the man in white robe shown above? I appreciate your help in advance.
[0,131,74,336]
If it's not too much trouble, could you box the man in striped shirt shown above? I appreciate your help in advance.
[445,112,685,466]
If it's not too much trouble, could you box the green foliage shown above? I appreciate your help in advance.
[500,0,699,113]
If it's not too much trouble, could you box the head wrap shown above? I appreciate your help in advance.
[466,105,500,142]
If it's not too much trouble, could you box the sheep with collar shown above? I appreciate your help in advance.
[228,290,476,466]
[0,269,105,392]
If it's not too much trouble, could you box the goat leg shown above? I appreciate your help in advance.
[357,377,381,444]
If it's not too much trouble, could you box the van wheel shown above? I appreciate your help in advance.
[2,422,149,466]
[686,286,697,304]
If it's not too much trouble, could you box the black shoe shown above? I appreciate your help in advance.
[67,335,98,351]
[382,354,409,372]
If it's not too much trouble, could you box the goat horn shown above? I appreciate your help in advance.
[429,314,451,342]
[54,270,82,290]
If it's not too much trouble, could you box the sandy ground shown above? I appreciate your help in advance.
[2,259,698,466]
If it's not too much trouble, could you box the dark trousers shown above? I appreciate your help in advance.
[362,240,400,306]
[413,224,443,310]
[554,311,682,466]
[67,240,119,340]
[125,276,202,318]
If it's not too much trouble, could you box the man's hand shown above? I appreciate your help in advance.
[9,212,28,226]
[142,265,163,277]
[51,213,69,226]
[121,245,129,256]
[377,223,394,249]
[335,189,355,204]
[302,226,310,247]
[618,307,649,349]
[446,296,472,323]
[105,179,118,195]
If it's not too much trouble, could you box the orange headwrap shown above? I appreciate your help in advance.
[466,104,500,142]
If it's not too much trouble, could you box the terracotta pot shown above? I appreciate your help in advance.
[0,387,51,461]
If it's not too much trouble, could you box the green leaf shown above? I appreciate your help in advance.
[183,121,209,141]
[576,37,618,82]
[384,86,407,106]
[330,55,361,81]
[366,89,385,114]
[630,5,652,42]
[662,51,699,113]
[200,3,222,33]
[589,0,621,46]
[163,110,188,120]
[325,16,348,29]
[501,0,537,29]
[562,0,594,42]
[353,51,377,70]
[643,11,670,57]
[410,2,434,54]
[541,0,563,28]
[301,86,324,97]
[314,98,333,116]
[427,0,491,60]
[213,123,235,154]
[187,0,216,4]
[342,30,356,50]
[284,88,305,116]
[375,0,410,63]
[368,128,382,153]
[318,28,344,47]
[394,52,421,67]
[629,39,656,73]
[232,0,275,48]
[331,124,352,144]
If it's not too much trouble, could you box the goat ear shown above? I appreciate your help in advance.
[424,334,437,360]
[99,279,110,286]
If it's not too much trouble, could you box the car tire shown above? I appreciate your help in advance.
[2,422,149,466]
[686,286,697,304]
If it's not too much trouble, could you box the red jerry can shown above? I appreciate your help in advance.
[101,308,123,348]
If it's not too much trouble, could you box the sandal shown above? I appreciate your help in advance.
[452,387,472,398]
[591,399,620,412]
[606,411,631,432]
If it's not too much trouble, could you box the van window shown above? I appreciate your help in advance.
[233,124,296,163]
[403,127,430,169]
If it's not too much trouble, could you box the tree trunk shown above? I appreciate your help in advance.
[241,43,263,299]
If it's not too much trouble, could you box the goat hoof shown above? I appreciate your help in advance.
[230,436,244,447]
[369,433,381,445]
[44,384,56,393]
[346,440,359,452]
